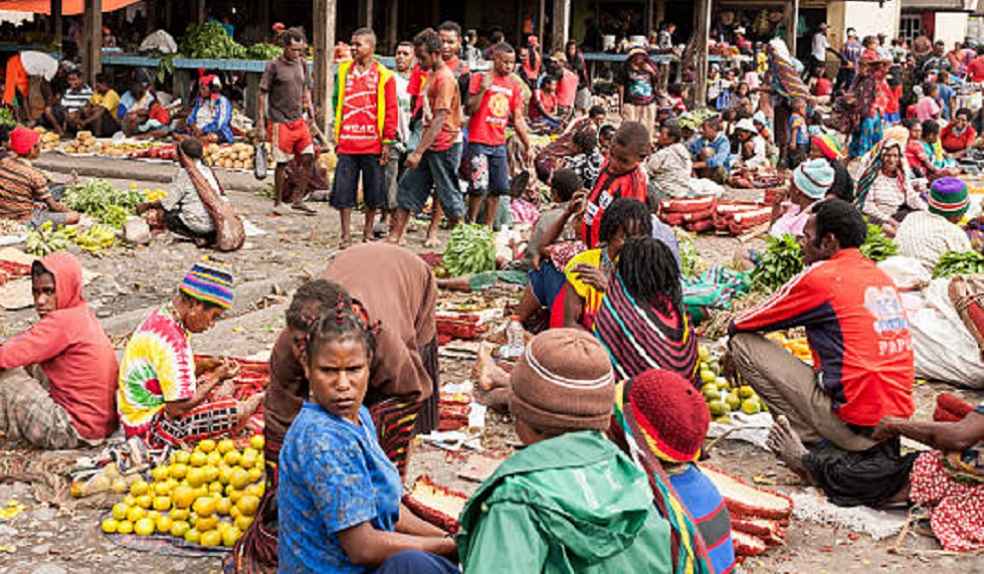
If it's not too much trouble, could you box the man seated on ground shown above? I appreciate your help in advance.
[185,74,234,144]
[647,121,693,199]
[42,69,91,137]
[529,73,563,133]
[116,262,264,448]
[0,126,80,227]
[117,82,171,137]
[728,199,917,508]
[77,73,121,138]
[532,104,606,186]
[688,116,731,183]
[0,252,118,449]
[137,138,224,246]
[732,117,768,170]
[456,329,673,574]
[895,177,973,272]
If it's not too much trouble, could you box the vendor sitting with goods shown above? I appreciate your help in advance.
[770,158,835,239]
[456,329,673,573]
[277,302,457,573]
[895,177,973,272]
[42,68,91,137]
[117,81,171,137]
[184,74,234,144]
[688,116,731,184]
[77,73,121,138]
[116,262,264,448]
[0,252,118,449]
[728,199,917,508]
[0,126,80,227]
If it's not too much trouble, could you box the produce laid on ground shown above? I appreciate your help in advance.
[100,435,267,548]
[766,332,813,364]
[61,130,98,154]
[858,223,897,262]
[750,234,803,292]
[441,224,496,277]
[61,132,151,157]
[34,127,60,151]
[696,344,765,423]
[204,142,270,172]
[933,250,984,278]
[0,106,15,128]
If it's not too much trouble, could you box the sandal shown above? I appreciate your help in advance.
[291,202,317,215]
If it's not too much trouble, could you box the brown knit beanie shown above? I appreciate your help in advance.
[510,328,615,432]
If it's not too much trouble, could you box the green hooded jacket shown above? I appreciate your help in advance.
[456,431,672,574]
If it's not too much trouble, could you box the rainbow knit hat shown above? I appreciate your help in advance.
[810,133,843,161]
[179,261,235,309]
[627,369,709,463]
[928,177,970,219]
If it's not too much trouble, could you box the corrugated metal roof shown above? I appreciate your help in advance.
[902,0,973,10]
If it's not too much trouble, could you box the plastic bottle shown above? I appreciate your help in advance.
[501,315,525,359]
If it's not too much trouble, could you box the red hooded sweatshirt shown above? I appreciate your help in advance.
[0,253,119,440]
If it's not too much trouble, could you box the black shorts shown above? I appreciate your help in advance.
[330,153,385,210]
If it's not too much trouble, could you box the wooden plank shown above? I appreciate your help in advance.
[83,0,102,86]
[196,0,207,25]
[786,0,799,55]
[246,72,260,121]
[693,0,711,106]
[550,0,570,52]
[312,0,336,135]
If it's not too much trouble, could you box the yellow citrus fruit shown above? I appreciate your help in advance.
[193,496,217,517]
[150,466,169,482]
[166,478,180,491]
[186,468,207,488]
[229,489,244,505]
[170,508,190,522]
[249,435,265,450]
[246,483,265,498]
[155,514,173,534]
[111,478,129,494]
[189,451,208,468]
[184,528,201,544]
[217,438,236,454]
[129,480,149,497]
[172,485,196,509]
[135,494,153,509]
[242,447,258,459]
[236,495,260,517]
[153,481,171,496]
[230,505,242,520]
[230,468,250,489]
[206,451,222,466]
[223,450,241,467]
[203,465,219,483]
[116,520,134,535]
[152,496,171,511]
[134,518,155,536]
[215,497,232,515]
[170,520,190,537]
[170,463,188,480]
[239,453,257,470]
[218,465,233,485]
[200,529,221,548]
[222,526,242,547]
[234,514,253,531]
[194,486,209,500]
[123,494,137,506]
[147,511,161,522]
[738,385,755,399]
[209,482,225,495]
[126,506,146,522]
[196,514,220,532]
[247,467,263,484]
[111,503,129,520]
[197,439,217,453]
[256,454,265,467]
[174,451,191,464]
[101,518,119,534]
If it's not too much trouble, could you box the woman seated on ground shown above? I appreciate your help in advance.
[183,74,234,144]
[856,138,926,235]
[529,74,563,134]
[609,369,737,574]
[940,107,977,159]
[771,159,836,239]
[908,120,961,180]
[731,117,768,171]
[593,237,697,383]
[809,134,854,202]
[277,305,457,573]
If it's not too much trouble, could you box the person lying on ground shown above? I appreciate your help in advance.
[0,253,118,449]
[857,138,925,236]
[647,121,693,200]
[940,107,977,158]
[580,121,650,249]
[77,73,121,138]
[727,199,918,508]
[0,126,80,227]
[185,74,234,144]
[594,237,697,382]
[277,307,458,574]
[809,133,854,202]
[895,176,973,272]
[456,329,673,574]
[116,262,263,448]
[608,369,736,574]
[770,158,835,239]
[688,116,731,184]
[560,198,652,330]
[42,69,91,137]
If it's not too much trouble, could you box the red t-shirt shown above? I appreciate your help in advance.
[940,123,977,153]
[336,64,398,155]
[812,78,832,97]
[426,65,462,152]
[579,162,648,248]
[532,89,559,121]
[467,73,521,147]
[969,57,984,82]
[556,68,579,108]
[408,64,429,115]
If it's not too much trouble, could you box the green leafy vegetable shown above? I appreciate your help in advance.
[443,224,496,277]
[675,229,704,279]
[180,21,246,59]
[750,234,804,292]
[933,250,984,278]
[63,179,143,229]
[245,43,283,60]
[859,223,897,262]
[0,107,15,128]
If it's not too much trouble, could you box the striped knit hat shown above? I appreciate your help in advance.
[792,158,836,200]
[928,177,970,219]
[627,369,709,463]
[179,261,235,309]
[510,328,615,432]
[810,133,843,161]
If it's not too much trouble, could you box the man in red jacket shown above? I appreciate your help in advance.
[727,200,915,471]
[0,252,118,448]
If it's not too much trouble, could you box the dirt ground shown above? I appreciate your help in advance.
[1,159,984,573]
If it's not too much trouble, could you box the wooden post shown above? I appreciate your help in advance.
[83,0,102,86]
[51,0,62,49]
[693,0,711,106]
[655,0,665,28]
[359,0,374,29]
[196,0,207,24]
[313,0,336,135]
[259,0,270,39]
[538,0,545,50]
[643,0,653,36]
[550,0,570,51]
[386,0,399,54]
[786,0,799,55]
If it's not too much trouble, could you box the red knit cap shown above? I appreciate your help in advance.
[627,369,709,463]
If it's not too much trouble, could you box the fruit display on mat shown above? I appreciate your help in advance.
[697,344,765,424]
[765,332,813,364]
[100,434,267,548]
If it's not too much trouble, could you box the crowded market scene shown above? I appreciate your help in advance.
[0,0,983,572]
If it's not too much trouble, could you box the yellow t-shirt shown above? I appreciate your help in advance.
[90,89,120,113]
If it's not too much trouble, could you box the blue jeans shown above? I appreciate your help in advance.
[371,550,459,574]
[397,143,465,219]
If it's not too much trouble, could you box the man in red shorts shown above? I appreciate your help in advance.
[258,27,317,215]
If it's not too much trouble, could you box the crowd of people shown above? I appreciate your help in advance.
[2,14,984,574]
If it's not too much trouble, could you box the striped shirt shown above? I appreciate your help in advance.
[60,85,93,112]
[669,464,736,574]
[0,157,50,222]
[895,210,972,272]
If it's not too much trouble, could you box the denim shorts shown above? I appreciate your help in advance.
[527,260,566,307]
[465,143,511,197]
[397,143,465,219]
[330,153,385,210]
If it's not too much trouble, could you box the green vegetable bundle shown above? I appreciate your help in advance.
[751,234,804,292]
[180,21,246,59]
[675,229,704,279]
[443,224,496,277]
[26,221,71,256]
[933,250,984,279]
[63,180,143,229]
[859,223,897,262]
[0,107,15,128]
[245,43,282,61]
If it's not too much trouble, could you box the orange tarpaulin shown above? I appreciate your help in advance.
[0,0,141,15]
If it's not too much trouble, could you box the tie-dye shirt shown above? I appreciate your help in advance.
[117,303,196,437]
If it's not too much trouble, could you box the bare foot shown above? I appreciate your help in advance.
[238,392,266,424]
[424,236,440,249]
[767,415,812,483]
[472,342,496,391]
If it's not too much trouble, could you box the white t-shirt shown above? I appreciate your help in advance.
[393,72,411,146]
[812,33,828,62]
